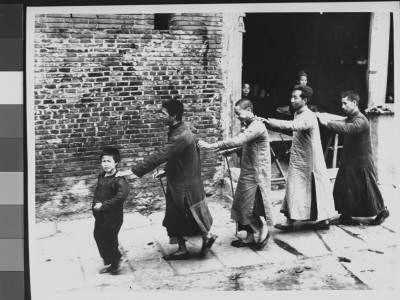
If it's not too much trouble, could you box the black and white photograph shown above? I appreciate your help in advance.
[26,2,399,299]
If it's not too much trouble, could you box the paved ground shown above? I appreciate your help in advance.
[32,183,399,299]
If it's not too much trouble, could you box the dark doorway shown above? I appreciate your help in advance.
[242,13,371,116]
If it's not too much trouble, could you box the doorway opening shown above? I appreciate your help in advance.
[242,13,374,169]
[242,13,372,116]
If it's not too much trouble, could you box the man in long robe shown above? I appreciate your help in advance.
[317,91,389,225]
[261,85,337,230]
[198,99,274,249]
[117,99,216,260]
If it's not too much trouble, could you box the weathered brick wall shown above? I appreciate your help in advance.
[34,13,224,219]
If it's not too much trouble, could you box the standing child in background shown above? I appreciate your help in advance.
[92,147,130,274]
[297,70,308,86]
[277,71,309,117]
[242,82,251,99]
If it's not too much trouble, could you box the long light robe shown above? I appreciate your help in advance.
[217,118,274,226]
[268,106,337,221]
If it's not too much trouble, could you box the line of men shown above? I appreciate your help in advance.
[115,85,389,260]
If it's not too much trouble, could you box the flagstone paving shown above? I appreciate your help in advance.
[32,184,399,297]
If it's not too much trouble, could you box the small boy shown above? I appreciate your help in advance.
[92,147,130,274]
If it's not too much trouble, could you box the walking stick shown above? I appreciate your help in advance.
[225,156,235,201]
[159,177,166,197]
[221,150,238,236]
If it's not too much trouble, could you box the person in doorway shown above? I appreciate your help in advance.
[92,147,130,274]
[242,83,251,99]
[317,91,389,225]
[116,99,217,260]
[283,70,309,116]
[296,71,319,113]
[198,99,274,250]
[297,70,308,86]
[276,71,309,118]
[241,82,254,127]
[259,85,337,231]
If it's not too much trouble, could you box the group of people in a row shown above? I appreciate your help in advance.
[91,84,389,274]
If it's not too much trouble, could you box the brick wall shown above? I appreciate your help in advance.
[34,13,225,219]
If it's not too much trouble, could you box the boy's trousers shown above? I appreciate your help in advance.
[93,209,123,265]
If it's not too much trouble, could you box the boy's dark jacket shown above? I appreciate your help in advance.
[92,174,130,220]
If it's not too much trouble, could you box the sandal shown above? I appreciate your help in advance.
[255,232,270,250]
[370,207,390,226]
[199,234,218,257]
[274,223,298,231]
[231,239,255,248]
[163,251,190,261]
[330,215,355,226]
[99,259,121,274]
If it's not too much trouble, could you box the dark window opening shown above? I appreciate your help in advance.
[154,14,171,30]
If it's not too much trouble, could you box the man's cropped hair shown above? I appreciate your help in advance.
[293,84,313,101]
[235,98,253,111]
[162,99,184,121]
[341,91,360,105]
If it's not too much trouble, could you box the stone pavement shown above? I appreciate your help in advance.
[32,184,399,298]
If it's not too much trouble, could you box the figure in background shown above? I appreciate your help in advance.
[277,71,309,118]
[242,82,251,99]
[260,85,337,231]
[317,91,389,226]
[296,71,320,113]
[198,99,274,250]
[117,99,217,260]
[92,147,130,274]
[297,70,308,86]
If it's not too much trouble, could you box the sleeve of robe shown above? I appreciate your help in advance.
[217,121,264,150]
[131,133,187,177]
[326,116,369,135]
[266,115,313,132]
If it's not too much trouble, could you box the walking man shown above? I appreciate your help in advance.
[117,99,217,260]
[317,91,389,225]
[198,98,274,249]
[260,85,337,230]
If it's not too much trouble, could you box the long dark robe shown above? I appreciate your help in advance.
[131,122,212,237]
[327,110,385,217]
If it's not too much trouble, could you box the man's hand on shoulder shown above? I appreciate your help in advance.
[316,113,329,126]
[93,203,102,211]
[115,169,137,178]
[197,139,218,150]
[255,115,271,125]
[153,168,166,179]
